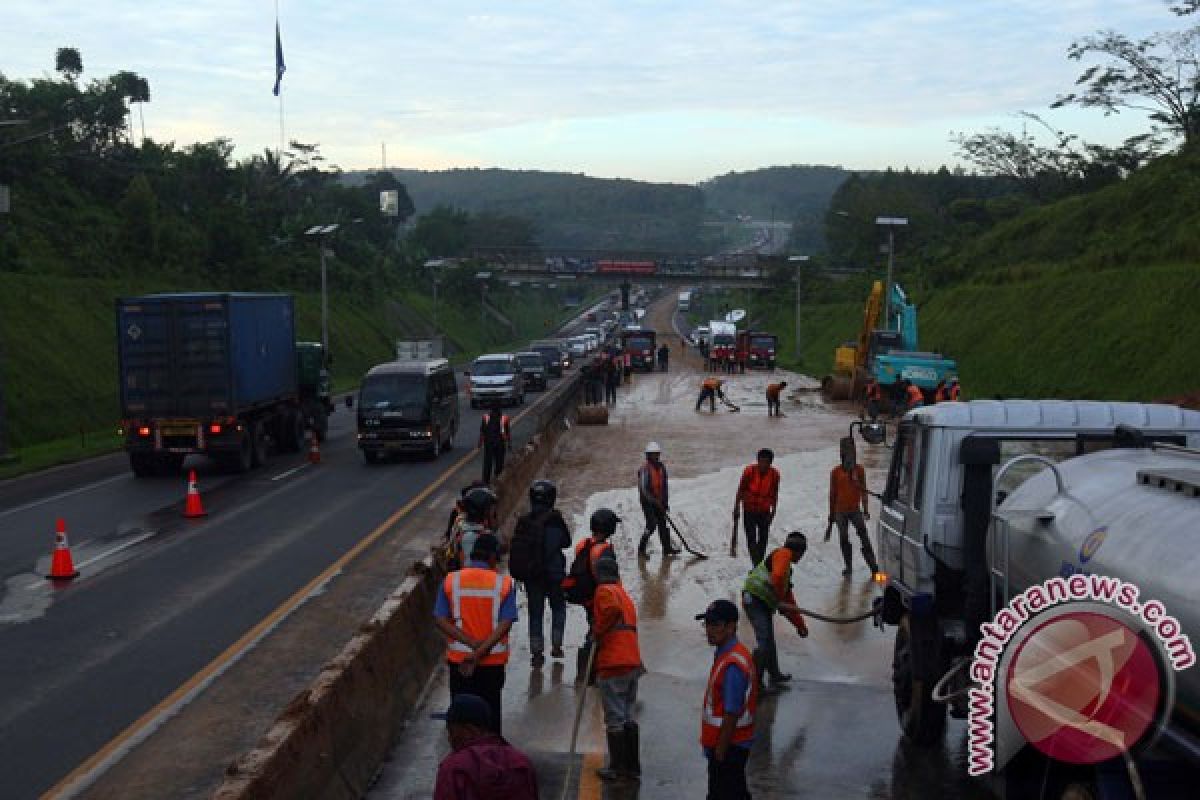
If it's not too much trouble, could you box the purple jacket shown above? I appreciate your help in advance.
[434,735,539,800]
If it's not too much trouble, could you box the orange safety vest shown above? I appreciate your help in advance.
[739,465,780,514]
[643,461,666,502]
[481,413,511,442]
[950,384,961,401]
[442,567,513,666]
[593,583,641,674]
[700,641,758,748]
[575,536,615,576]
[702,378,722,392]
[934,386,947,403]
[765,383,783,400]
[830,465,867,513]
[906,384,924,408]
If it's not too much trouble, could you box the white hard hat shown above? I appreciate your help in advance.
[645,441,662,454]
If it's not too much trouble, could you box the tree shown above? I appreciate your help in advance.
[55,48,82,81]
[117,174,159,266]
[1052,27,1200,146]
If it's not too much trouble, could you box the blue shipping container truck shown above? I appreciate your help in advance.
[117,293,307,476]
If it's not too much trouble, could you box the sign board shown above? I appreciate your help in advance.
[725,309,747,323]
[396,338,444,360]
[380,190,400,217]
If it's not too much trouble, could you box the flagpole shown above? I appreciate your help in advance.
[276,0,284,158]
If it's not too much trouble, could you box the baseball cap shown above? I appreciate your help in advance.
[695,598,739,624]
[470,533,500,559]
[431,693,492,727]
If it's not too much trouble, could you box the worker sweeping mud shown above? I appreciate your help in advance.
[765,381,787,417]
[695,377,727,413]
[636,442,678,558]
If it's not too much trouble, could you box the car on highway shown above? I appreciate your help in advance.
[565,338,589,359]
[529,342,567,376]
[468,353,525,408]
[516,351,550,391]
[356,358,459,462]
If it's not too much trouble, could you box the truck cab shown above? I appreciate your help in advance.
[868,401,1200,757]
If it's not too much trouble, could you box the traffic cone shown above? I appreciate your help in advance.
[184,470,208,518]
[46,518,80,581]
[308,430,321,465]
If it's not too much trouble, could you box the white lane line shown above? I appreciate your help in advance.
[0,474,127,520]
[270,464,309,482]
[24,531,158,589]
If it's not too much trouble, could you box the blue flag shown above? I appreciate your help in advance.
[273,21,286,96]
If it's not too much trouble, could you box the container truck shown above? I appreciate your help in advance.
[858,400,1200,797]
[117,293,324,476]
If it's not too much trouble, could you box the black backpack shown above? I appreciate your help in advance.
[563,539,597,605]
[508,510,549,582]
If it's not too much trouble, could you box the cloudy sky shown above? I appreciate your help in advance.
[2,1,1182,183]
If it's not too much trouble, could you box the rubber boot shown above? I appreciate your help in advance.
[623,723,641,778]
[637,532,652,558]
[597,730,624,781]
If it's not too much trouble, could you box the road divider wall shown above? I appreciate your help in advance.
[211,373,583,800]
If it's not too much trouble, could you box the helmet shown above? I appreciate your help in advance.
[590,508,620,538]
[644,441,662,454]
[462,487,498,521]
[529,479,557,508]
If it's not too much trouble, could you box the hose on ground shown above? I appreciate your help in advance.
[795,600,881,626]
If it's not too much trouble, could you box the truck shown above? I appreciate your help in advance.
[117,293,328,476]
[619,327,657,371]
[736,330,777,370]
[824,281,957,407]
[860,400,1200,796]
[678,290,692,312]
[708,320,737,362]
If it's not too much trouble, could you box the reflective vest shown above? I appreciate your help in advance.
[702,378,722,391]
[906,384,924,408]
[742,548,790,611]
[739,466,779,514]
[700,641,758,748]
[765,383,783,400]
[830,465,867,513]
[481,413,511,444]
[642,461,666,503]
[443,568,513,666]
[576,536,615,578]
[593,584,641,673]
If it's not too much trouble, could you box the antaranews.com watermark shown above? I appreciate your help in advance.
[967,573,1195,776]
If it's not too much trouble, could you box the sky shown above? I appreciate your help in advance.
[1,1,1185,184]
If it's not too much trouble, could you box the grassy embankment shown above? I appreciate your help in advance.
[0,274,589,478]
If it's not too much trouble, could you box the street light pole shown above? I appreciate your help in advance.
[789,255,809,363]
[304,223,339,358]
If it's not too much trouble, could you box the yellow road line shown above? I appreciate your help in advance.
[44,398,548,799]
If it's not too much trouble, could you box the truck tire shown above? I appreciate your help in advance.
[223,431,254,473]
[279,410,305,453]
[129,452,157,478]
[892,615,946,745]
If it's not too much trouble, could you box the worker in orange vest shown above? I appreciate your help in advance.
[765,381,787,417]
[564,508,620,683]
[933,379,948,403]
[697,599,758,798]
[827,438,879,577]
[950,379,962,401]
[592,558,644,782]
[479,404,512,484]
[637,442,678,558]
[733,448,781,566]
[863,377,883,421]
[742,532,809,688]
[904,379,924,411]
[695,377,726,413]
[433,533,517,735]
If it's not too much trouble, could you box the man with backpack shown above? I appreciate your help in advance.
[432,693,539,800]
[562,508,620,683]
[448,486,498,571]
[479,403,511,484]
[507,480,572,668]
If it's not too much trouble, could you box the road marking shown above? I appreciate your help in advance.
[270,464,309,482]
[0,474,126,521]
[42,384,551,799]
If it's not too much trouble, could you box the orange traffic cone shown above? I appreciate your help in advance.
[184,470,208,518]
[46,518,80,581]
[308,430,321,465]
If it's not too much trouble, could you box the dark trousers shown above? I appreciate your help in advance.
[742,511,771,566]
[697,387,716,411]
[707,746,751,799]
[743,592,781,681]
[526,580,566,653]
[605,381,618,405]
[482,443,506,483]
[640,501,671,553]
[448,663,506,735]
[658,358,668,372]
[835,510,878,573]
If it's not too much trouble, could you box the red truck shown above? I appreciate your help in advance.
[736,330,777,371]
[619,327,657,371]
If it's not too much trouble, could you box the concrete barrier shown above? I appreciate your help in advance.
[211,377,580,800]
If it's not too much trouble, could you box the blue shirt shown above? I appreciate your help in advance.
[705,636,754,756]
[434,561,519,622]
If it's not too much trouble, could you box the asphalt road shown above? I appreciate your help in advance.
[0,300,614,799]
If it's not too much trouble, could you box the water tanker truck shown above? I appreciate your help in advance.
[859,400,1200,798]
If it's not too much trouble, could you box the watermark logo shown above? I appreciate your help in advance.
[967,574,1194,776]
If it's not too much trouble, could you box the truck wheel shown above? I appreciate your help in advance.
[129,452,157,478]
[250,422,269,468]
[226,431,254,473]
[893,615,946,745]
[280,410,305,453]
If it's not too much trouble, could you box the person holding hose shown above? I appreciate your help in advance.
[827,437,879,577]
[733,448,780,566]
[741,532,809,690]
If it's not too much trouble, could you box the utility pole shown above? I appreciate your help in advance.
[789,255,809,362]
[875,217,908,327]
[304,224,339,357]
